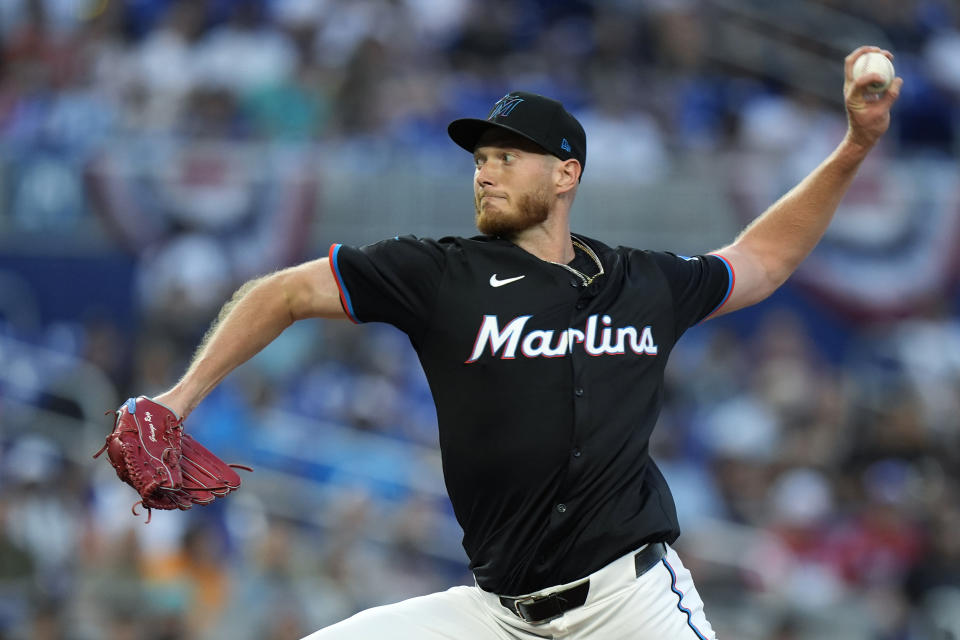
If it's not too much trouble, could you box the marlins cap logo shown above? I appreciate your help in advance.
[488,94,524,119]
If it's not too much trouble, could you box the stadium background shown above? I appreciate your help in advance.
[1,0,959,638]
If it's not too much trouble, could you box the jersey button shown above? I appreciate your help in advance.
[576,302,585,310]
[569,279,579,288]
[556,503,567,514]
[574,387,584,397]
[572,448,581,458]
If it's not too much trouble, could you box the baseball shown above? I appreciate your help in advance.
[852,51,895,93]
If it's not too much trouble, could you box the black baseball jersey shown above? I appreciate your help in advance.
[328,233,732,596]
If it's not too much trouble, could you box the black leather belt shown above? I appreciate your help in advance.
[634,541,668,577]
[499,542,667,624]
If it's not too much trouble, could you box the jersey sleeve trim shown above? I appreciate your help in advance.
[328,243,361,324]
[703,252,735,321]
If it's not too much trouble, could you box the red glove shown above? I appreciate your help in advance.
[94,396,251,522]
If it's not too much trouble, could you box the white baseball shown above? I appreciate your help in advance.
[852,51,895,93]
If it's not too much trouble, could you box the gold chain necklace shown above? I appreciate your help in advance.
[551,235,605,286]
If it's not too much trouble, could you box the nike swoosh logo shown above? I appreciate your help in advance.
[489,274,526,288]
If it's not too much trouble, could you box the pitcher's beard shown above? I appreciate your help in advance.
[475,189,551,237]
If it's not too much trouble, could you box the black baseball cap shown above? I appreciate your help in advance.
[448,91,587,175]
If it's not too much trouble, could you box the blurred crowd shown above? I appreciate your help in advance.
[2,0,960,639]
[2,0,960,157]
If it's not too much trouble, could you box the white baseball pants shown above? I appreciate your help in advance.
[303,544,716,639]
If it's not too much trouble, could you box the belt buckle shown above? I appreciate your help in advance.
[511,594,540,619]
[512,593,562,624]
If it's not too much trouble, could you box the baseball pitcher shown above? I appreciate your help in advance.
[103,47,901,639]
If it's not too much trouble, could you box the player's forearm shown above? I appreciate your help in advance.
[731,135,871,290]
[157,273,296,418]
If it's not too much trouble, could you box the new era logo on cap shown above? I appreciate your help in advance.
[447,91,587,177]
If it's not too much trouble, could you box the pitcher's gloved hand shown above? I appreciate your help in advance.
[94,396,252,522]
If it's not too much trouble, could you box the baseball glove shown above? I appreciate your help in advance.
[94,396,251,522]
